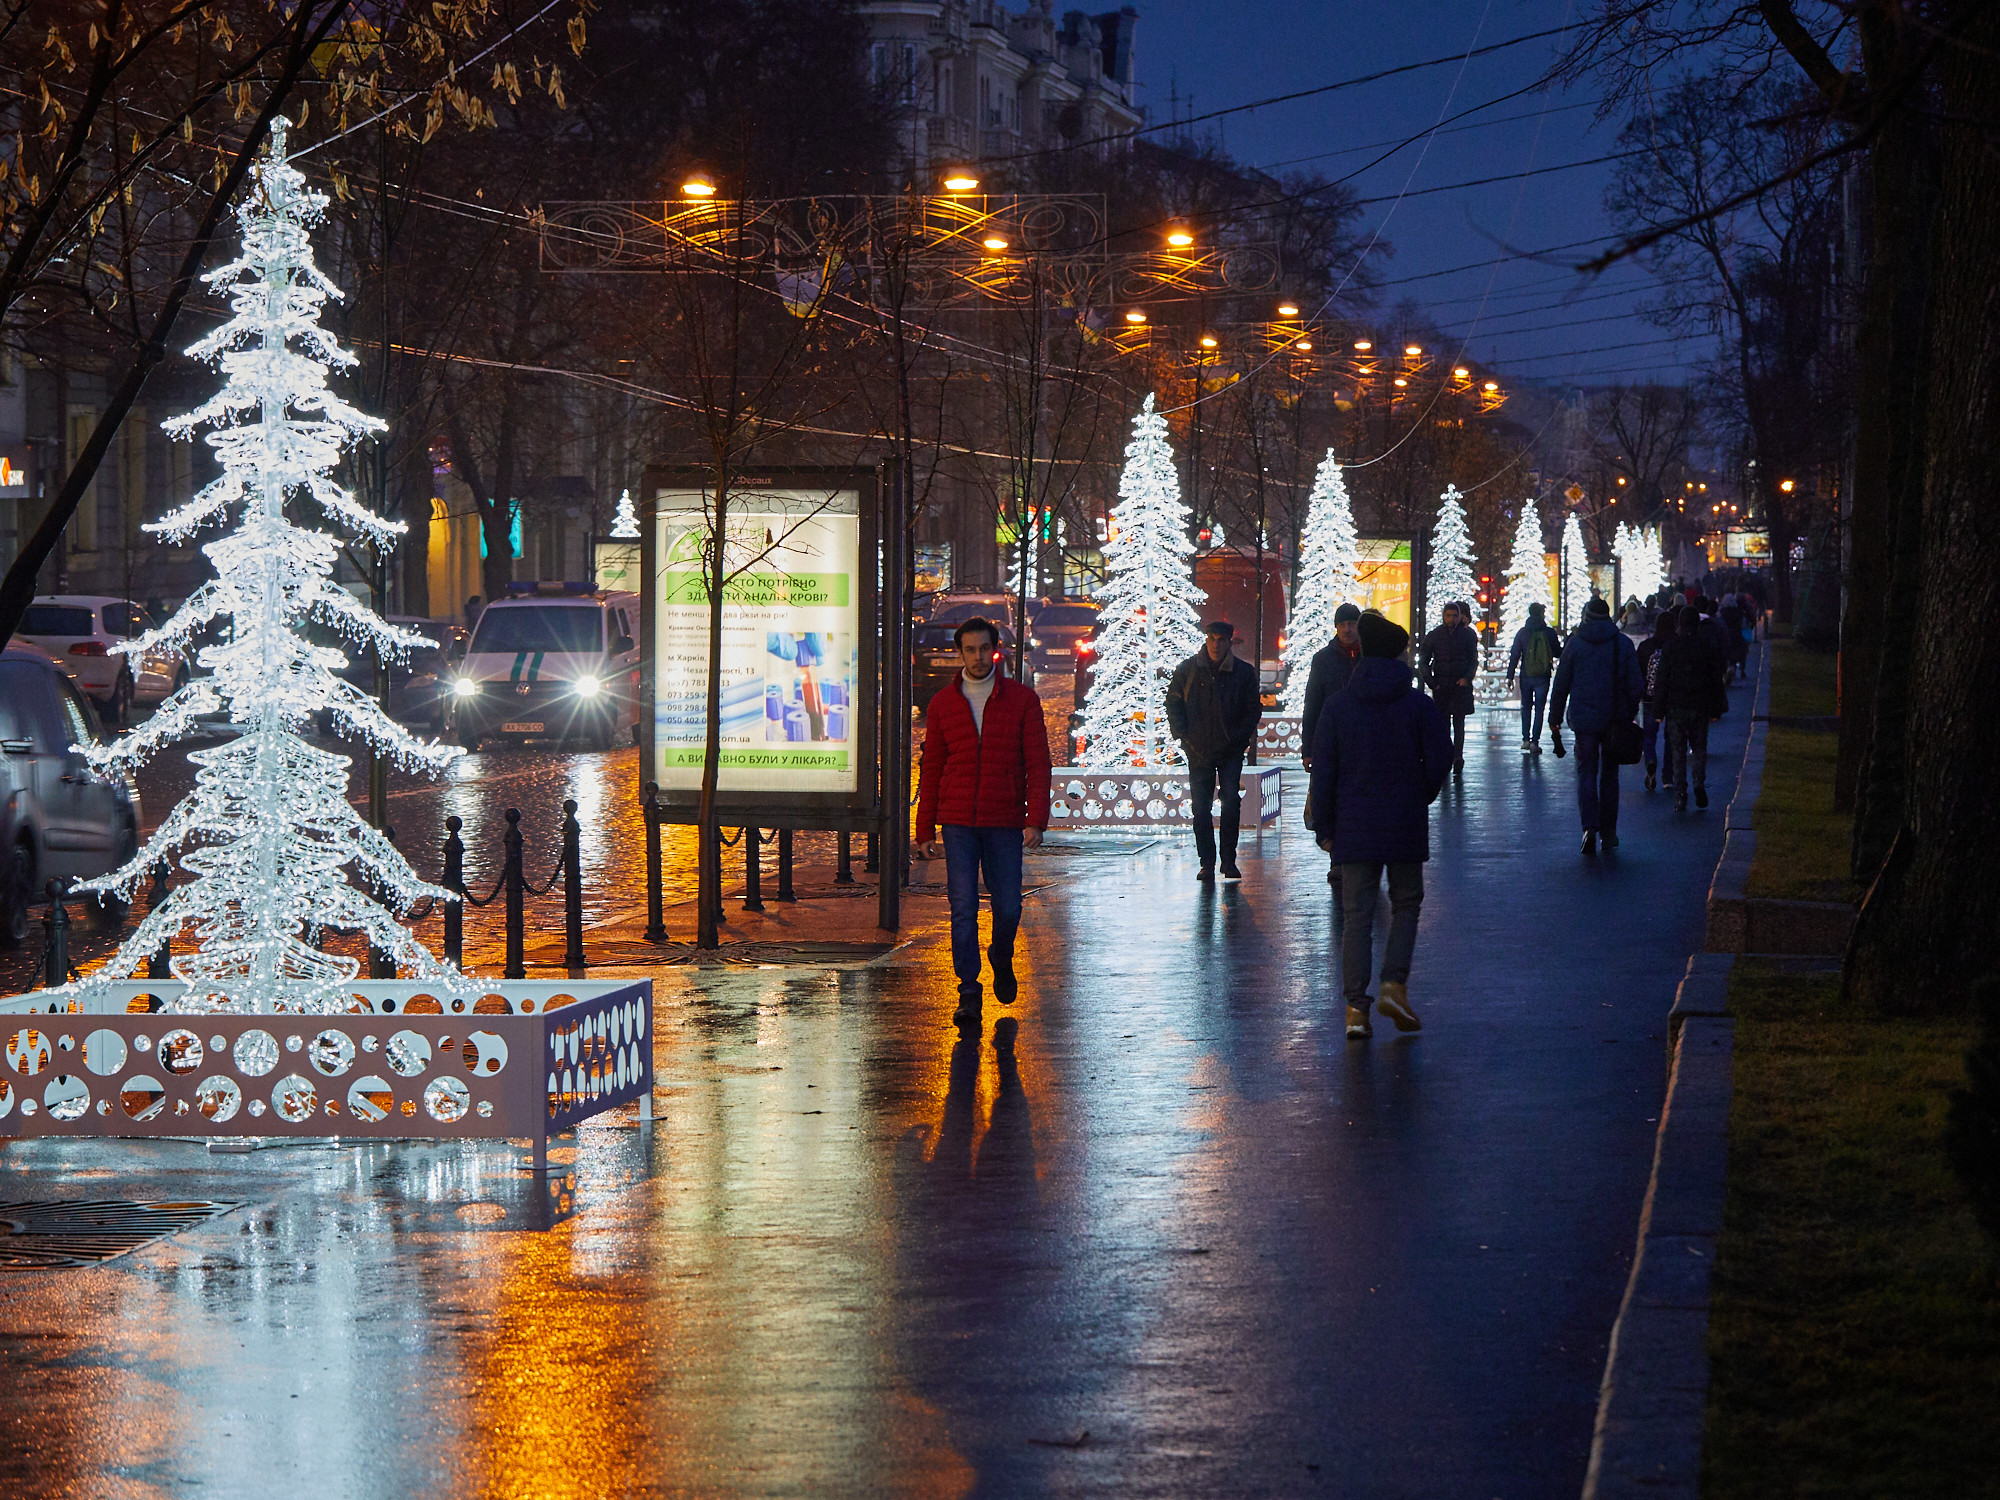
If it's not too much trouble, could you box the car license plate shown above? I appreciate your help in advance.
[499,721,544,734]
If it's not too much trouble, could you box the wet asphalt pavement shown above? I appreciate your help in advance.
[0,666,1751,1498]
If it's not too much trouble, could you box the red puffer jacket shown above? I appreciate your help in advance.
[915,673,1053,841]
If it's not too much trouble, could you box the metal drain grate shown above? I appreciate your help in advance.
[0,1200,239,1270]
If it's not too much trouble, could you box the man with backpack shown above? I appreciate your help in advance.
[1636,609,1679,793]
[1506,601,1562,754]
[1550,597,1641,856]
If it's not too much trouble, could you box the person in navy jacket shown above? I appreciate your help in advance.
[1308,610,1455,1040]
[915,617,1052,1024]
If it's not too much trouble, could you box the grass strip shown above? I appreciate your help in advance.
[1704,964,2000,1496]
[1747,641,1859,904]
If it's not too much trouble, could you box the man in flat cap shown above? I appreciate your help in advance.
[1166,619,1263,883]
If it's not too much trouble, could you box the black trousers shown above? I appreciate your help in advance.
[1190,753,1244,866]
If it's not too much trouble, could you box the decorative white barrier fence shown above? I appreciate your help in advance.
[0,978,652,1175]
[1258,717,1305,762]
[1048,766,1283,829]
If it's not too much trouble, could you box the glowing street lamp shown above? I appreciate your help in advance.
[1124,309,1147,324]
[1353,339,1373,351]
[1166,228,1195,248]
[942,171,979,192]
[1199,334,1218,349]
[681,174,715,198]
[982,235,1009,252]
[1277,302,1300,317]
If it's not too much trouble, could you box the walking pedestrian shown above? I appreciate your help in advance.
[1301,602,1363,891]
[1549,597,1641,856]
[1165,620,1263,883]
[1418,601,1479,773]
[1308,611,1455,1040]
[1718,592,1749,682]
[1505,601,1562,754]
[914,618,1052,1024]
[1655,604,1727,810]
[1636,608,1678,793]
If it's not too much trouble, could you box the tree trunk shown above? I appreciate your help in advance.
[1843,6,2000,1016]
[398,440,433,620]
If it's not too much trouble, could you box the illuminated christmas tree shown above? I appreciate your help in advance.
[70,121,467,1014]
[1425,483,1478,633]
[1279,450,1359,717]
[608,487,640,539]
[1076,395,1206,767]
[1561,511,1592,630]
[1501,499,1551,644]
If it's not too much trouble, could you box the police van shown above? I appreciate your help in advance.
[445,585,640,752]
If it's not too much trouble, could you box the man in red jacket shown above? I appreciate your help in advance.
[915,617,1052,1023]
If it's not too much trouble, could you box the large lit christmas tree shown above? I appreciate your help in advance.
[1279,449,1359,716]
[1613,520,1663,606]
[1076,394,1206,767]
[1561,510,1592,630]
[1500,498,1551,645]
[1425,483,1478,634]
[70,121,468,1015]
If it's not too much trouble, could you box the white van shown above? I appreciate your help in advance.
[445,587,640,751]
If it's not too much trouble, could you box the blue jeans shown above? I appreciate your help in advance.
[1642,702,1675,779]
[1572,729,1621,834]
[1517,676,1550,742]
[1340,861,1425,1002]
[941,826,1024,993]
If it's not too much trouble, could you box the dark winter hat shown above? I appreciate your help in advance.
[1583,597,1611,620]
[1357,609,1409,659]
[1527,601,1545,617]
[1654,609,1679,636]
[1334,602,1362,624]
[1205,620,1235,638]
[1678,604,1702,632]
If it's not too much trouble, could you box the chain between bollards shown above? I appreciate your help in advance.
[562,798,585,970]
[42,878,69,989]
[503,808,525,980]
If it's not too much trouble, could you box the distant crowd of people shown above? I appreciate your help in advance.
[911,578,1763,1036]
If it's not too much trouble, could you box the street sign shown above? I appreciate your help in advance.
[0,446,33,497]
[638,467,883,817]
[1564,483,1584,503]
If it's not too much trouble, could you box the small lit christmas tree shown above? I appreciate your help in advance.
[70,121,467,1015]
[1425,483,1478,634]
[1614,521,1663,606]
[1561,511,1592,630]
[608,487,640,539]
[1500,498,1552,646]
[1077,395,1206,767]
[1280,449,1359,716]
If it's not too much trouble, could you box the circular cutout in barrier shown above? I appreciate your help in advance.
[424,1076,470,1122]
[233,1029,279,1077]
[309,1030,355,1078]
[82,1029,127,1077]
[271,1074,316,1123]
[6,1029,51,1076]
[460,1031,507,1077]
[195,1075,241,1123]
[385,1031,431,1078]
[43,1075,89,1121]
[346,1075,394,1122]
[119,1075,166,1122]
[158,1029,203,1075]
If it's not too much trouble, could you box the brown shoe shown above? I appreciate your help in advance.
[1376,981,1422,1033]
[1345,1004,1373,1040]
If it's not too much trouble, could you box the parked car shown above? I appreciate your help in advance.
[1027,599,1098,672]
[0,645,142,944]
[445,587,641,751]
[913,619,1018,711]
[15,596,187,724]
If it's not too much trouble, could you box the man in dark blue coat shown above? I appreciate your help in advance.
[1309,610,1455,1041]
[1550,597,1642,856]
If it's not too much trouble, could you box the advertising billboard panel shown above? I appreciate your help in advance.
[1355,538,1413,633]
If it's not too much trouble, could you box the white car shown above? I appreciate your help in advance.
[446,588,641,751]
[16,596,188,725]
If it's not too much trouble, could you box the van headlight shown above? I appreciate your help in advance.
[571,675,602,699]
[451,678,480,698]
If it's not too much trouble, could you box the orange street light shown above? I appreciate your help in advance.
[1277,302,1300,317]
[1166,228,1195,248]
[1453,366,1470,379]
[1404,343,1422,356]
[1199,334,1219,348]
[1616,476,1627,486]
[1354,338,1374,351]
[942,172,979,192]
[681,175,716,198]
[1779,478,1796,493]
[1483,381,1499,392]
[1295,340,1313,351]
[1392,377,1409,388]
[982,235,1009,252]
[1124,309,1147,324]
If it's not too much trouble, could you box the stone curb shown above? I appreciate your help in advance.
[1581,1002,1735,1500]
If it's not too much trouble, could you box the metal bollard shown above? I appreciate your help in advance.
[503,807,525,980]
[835,831,854,885]
[43,878,69,989]
[776,828,796,902]
[743,825,764,912]
[562,798,585,970]
[865,831,880,873]
[370,827,398,978]
[643,782,666,942]
[442,816,465,969]
[147,859,172,980]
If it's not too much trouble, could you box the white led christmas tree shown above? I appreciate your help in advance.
[1279,449,1359,717]
[1425,483,1478,634]
[1500,498,1552,646]
[1561,510,1592,630]
[70,121,468,1015]
[1076,394,1206,767]
[1613,521,1664,606]
[608,487,640,539]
